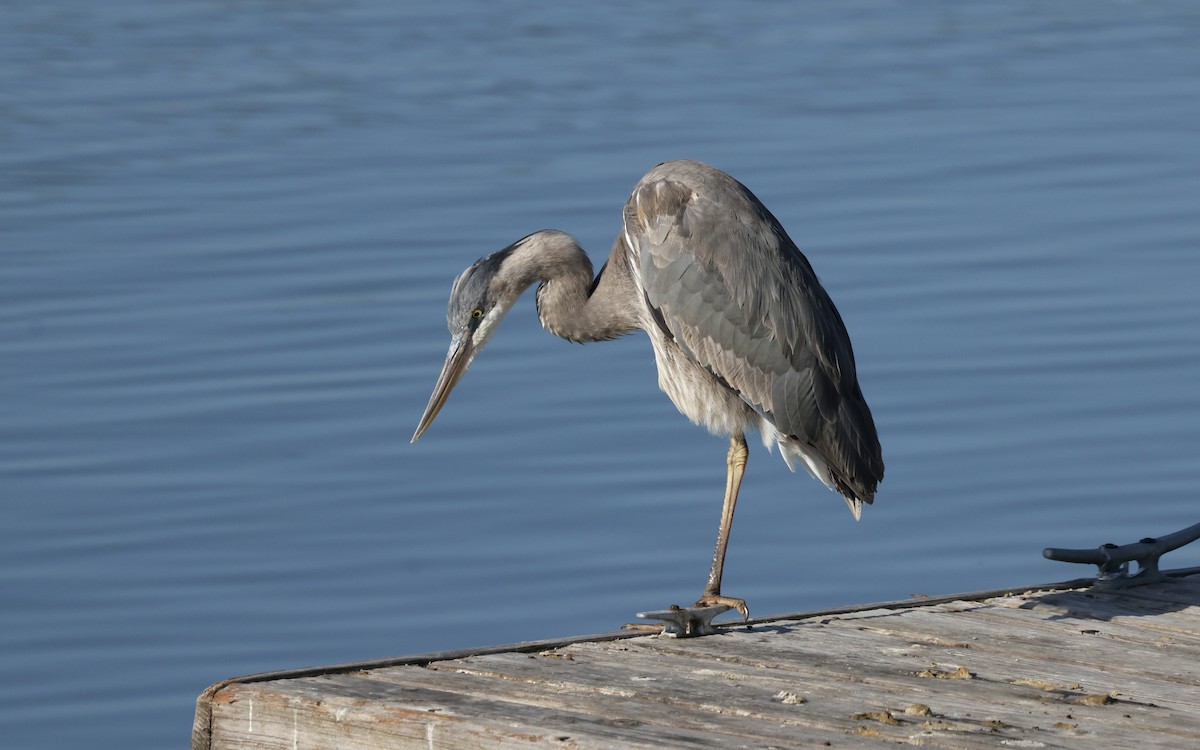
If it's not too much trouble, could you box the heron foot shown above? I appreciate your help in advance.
[695,593,749,620]
[621,621,666,633]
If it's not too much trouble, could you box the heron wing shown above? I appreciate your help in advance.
[625,162,882,500]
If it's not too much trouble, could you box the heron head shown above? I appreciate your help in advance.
[412,248,519,442]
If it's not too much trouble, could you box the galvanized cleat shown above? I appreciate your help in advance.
[1043,521,1200,589]
[635,603,733,637]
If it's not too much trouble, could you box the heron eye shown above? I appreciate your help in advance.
[471,308,484,319]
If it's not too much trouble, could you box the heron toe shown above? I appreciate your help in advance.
[694,593,749,620]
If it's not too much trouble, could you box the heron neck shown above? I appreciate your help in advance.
[503,231,640,343]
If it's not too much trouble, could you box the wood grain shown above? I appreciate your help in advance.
[195,572,1200,749]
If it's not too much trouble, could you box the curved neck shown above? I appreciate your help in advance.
[498,230,639,343]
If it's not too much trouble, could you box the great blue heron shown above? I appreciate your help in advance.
[413,160,883,625]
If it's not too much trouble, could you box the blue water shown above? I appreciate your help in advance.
[3,2,1199,747]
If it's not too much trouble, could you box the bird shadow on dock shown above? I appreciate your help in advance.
[1018,575,1198,622]
[706,568,1199,635]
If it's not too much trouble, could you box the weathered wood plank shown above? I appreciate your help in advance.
[409,644,1056,744]
[196,572,1200,749]
[210,673,736,749]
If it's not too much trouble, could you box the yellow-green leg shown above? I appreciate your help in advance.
[629,433,750,635]
[695,432,749,619]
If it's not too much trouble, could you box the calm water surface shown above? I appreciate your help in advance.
[3,2,1199,747]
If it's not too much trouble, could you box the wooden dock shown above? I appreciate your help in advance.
[194,571,1199,749]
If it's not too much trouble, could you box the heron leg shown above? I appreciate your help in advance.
[695,432,749,619]
[627,433,750,634]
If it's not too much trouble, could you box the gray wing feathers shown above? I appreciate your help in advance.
[627,163,882,502]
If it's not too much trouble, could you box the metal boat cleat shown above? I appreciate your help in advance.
[635,603,733,637]
[1043,521,1200,589]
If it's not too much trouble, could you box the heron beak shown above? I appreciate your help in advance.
[412,336,474,442]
